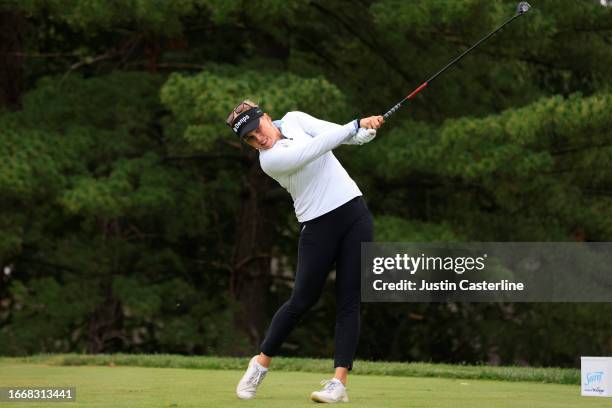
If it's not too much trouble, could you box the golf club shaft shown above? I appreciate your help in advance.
[383,10,527,119]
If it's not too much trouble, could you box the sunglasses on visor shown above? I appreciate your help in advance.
[226,100,262,141]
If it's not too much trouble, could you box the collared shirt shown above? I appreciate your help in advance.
[259,111,361,222]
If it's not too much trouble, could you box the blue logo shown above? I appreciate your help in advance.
[584,371,604,386]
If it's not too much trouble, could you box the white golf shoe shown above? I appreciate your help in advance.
[236,355,268,399]
[310,378,349,403]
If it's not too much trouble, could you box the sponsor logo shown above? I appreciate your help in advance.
[584,371,604,386]
[233,114,250,133]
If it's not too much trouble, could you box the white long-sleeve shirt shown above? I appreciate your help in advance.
[258,111,362,222]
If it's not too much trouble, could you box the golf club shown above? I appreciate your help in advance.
[383,1,532,119]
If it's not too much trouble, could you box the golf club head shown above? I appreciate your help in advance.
[517,2,531,15]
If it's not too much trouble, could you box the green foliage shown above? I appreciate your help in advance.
[0,277,100,354]
[1,0,611,367]
[0,127,69,200]
[202,0,307,25]
[161,69,348,150]
[14,0,205,35]
[374,215,462,242]
[362,92,612,240]
[0,72,235,355]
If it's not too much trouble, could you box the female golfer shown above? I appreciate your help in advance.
[227,100,383,403]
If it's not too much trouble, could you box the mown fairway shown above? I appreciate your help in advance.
[0,359,610,407]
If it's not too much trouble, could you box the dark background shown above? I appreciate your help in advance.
[1,0,611,367]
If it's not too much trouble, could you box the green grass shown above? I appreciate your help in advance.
[1,353,579,384]
[0,361,609,408]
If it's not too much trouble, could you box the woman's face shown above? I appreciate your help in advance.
[243,113,281,150]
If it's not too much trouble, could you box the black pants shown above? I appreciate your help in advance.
[260,196,373,371]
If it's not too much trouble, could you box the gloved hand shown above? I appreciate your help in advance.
[346,128,377,145]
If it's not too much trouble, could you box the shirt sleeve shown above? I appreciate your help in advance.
[260,118,358,177]
[292,111,358,145]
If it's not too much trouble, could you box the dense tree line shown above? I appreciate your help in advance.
[1,0,611,367]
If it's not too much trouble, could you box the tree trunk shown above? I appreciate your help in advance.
[0,7,25,110]
[230,150,274,352]
[87,284,125,354]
